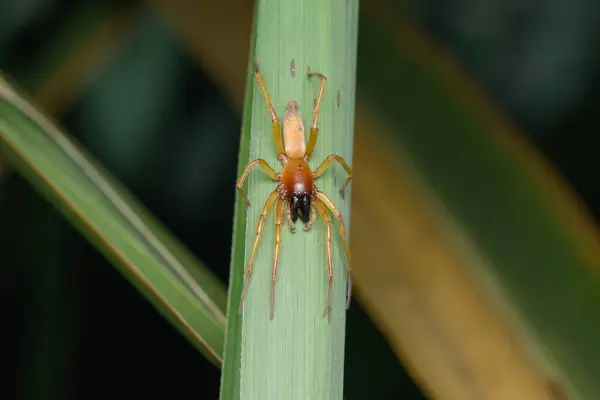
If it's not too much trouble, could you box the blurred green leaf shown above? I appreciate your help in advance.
[353,4,600,398]
[0,76,227,366]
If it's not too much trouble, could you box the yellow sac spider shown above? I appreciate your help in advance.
[236,60,353,321]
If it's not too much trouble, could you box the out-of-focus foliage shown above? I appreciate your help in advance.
[1,4,236,399]
[1,72,228,362]
[400,0,600,135]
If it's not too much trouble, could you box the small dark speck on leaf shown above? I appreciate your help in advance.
[337,90,341,108]
[291,59,295,78]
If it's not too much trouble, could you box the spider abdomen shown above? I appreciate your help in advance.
[281,158,314,196]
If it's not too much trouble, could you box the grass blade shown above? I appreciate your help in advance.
[351,3,600,398]
[0,76,226,366]
[220,0,359,398]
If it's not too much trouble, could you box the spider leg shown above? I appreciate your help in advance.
[305,68,327,159]
[313,198,333,323]
[313,154,353,199]
[253,60,286,159]
[238,190,279,314]
[271,198,285,320]
[303,203,317,231]
[285,200,296,232]
[315,191,352,309]
[236,158,280,212]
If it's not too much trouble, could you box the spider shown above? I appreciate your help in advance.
[236,60,353,321]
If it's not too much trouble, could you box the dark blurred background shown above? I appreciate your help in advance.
[1,0,599,399]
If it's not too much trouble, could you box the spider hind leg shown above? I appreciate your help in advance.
[253,60,286,160]
[305,68,327,159]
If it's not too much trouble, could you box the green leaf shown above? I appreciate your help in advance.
[355,5,600,398]
[0,76,227,366]
[220,0,359,399]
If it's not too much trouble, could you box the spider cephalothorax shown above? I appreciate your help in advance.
[236,60,353,322]
[280,156,315,226]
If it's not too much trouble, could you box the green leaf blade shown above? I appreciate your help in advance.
[356,6,600,397]
[220,0,359,399]
[0,77,226,366]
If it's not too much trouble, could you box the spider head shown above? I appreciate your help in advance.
[290,193,311,223]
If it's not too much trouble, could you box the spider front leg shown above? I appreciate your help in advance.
[305,68,327,159]
[238,190,279,313]
[314,154,353,199]
[316,191,352,309]
[313,198,334,323]
[253,60,286,160]
[271,198,285,320]
[236,158,280,212]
